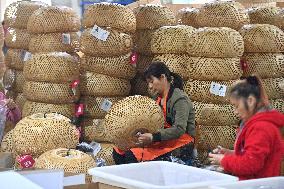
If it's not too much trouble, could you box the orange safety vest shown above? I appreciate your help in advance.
[114,93,194,161]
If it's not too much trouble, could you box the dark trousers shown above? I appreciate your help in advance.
[113,142,194,165]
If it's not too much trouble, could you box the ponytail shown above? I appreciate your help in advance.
[170,72,183,90]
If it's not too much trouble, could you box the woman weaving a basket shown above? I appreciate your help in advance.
[209,76,284,180]
[113,62,196,164]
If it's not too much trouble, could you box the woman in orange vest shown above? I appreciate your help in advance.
[113,62,196,164]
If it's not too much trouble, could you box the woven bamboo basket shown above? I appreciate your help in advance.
[240,24,284,53]
[0,51,4,66]
[153,54,190,81]
[151,25,196,54]
[82,96,124,119]
[35,148,96,183]
[82,118,108,142]
[80,72,131,97]
[0,130,14,153]
[176,8,200,28]
[4,49,26,70]
[197,1,249,30]
[23,81,79,104]
[24,52,79,83]
[273,9,284,30]
[271,98,284,113]
[104,95,164,150]
[187,27,244,58]
[184,80,235,104]
[22,100,75,119]
[134,4,176,30]
[82,3,136,33]
[13,70,25,93]
[29,32,80,53]
[5,28,31,50]
[137,54,153,74]
[13,113,79,157]
[193,101,239,126]
[4,120,15,136]
[81,54,136,80]
[95,143,115,166]
[15,93,26,111]
[5,89,17,100]
[80,28,133,57]
[130,74,150,96]
[134,29,155,55]
[27,6,80,34]
[0,26,4,47]
[188,57,242,81]
[262,77,284,99]
[248,7,279,25]
[196,125,237,151]
[242,53,284,78]
[4,1,47,29]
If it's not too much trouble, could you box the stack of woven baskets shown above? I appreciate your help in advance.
[22,6,80,119]
[132,4,176,96]
[0,25,4,75]
[3,1,46,111]
[80,3,136,165]
[240,24,284,113]
[185,27,244,163]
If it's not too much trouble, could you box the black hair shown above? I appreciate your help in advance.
[143,61,184,90]
[230,75,269,111]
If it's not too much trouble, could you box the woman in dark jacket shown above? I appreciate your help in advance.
[113,62,196,164]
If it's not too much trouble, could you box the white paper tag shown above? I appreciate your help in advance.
[100,99,112,112]
[90,25,110,41]
[210,82,227,97]
[62,33,71,44]
[22,51,32,62]
[90,142,102,156]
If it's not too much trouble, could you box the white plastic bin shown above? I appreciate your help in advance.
[210,177,284,189]
[88,161,238,189]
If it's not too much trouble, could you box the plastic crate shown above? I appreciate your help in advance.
[210,177,284,189]
[88,161,238,189]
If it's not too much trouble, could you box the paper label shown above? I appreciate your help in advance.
[210,82,227,97]
[21,51,32,62]
[90,25,110,41]
[17,155,35,168]
[75,104,84,117]
[100,99,112,112]
[62,33,71,44]
[70,80,80,96]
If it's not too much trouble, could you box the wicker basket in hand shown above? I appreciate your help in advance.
[104,95,164,150]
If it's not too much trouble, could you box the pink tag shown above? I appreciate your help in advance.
[240,59,248,71]
[130,52,138,67]
[70,80,80,96]
[75,103,84,117]
[17,155,35,169]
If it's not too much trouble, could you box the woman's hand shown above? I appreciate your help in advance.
[212,146,234,155]
[208,153,224,165]
[136,133,153,146]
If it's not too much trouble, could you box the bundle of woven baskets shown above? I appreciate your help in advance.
[240,24,284,114]
[80,3,136,155]
[3,1,46,111]
[132,4,176,96]
[21,5,81,118]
